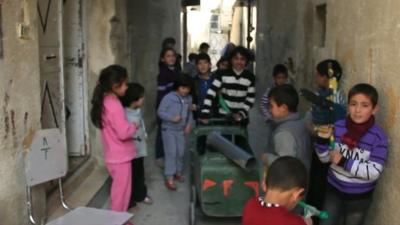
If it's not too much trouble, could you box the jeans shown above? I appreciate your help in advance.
[320,184,373,225]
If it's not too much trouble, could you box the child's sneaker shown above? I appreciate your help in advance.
[142,196,153,204]
[165,180,177,191]
[174,174,185,183]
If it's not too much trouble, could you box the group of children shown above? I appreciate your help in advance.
[242,59,388,225]
[90,39,388,225]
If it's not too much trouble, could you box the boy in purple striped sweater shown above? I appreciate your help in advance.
[315,83,388,225]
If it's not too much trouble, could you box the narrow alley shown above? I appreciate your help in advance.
[1,1,400,225]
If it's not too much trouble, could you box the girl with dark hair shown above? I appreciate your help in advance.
[90,65,138,222]
[155,47,180,167]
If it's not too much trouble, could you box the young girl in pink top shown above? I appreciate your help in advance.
[90,65,138,219]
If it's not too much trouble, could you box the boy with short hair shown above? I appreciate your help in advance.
[199,46,255,125]
[183,53,198,78]
[264,84,311,170]
[192,53,214,119]
[316,83,388,225]
[242,156,308,225]
[260,64,289,122]
[157,75,194,190]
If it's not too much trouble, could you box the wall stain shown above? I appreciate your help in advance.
[3,93,10,140]
[24,112,29,132]
[383,88,399,131]
[11,110,18,148]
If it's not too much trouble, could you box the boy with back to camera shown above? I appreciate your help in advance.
[316,83,388,225]
[263,84,311,171]
[242,156,310,225]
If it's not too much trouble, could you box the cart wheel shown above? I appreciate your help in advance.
[190,201,196,225]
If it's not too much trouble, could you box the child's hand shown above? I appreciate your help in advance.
[191,104,197,111]
[329,151,342,165]
[315,125,333,139]
[184,124,192,134]
[232,113,243,121]
[304,217,313,225]
[172,116,182,123]
[198,118,209,124]
[134,120,141,129]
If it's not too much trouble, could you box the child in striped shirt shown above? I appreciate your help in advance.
[199,46,255,125]
[315,83,388,225]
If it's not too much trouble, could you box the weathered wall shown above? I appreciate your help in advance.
[256,0,314,92]
[325,1,400,224]
[127,0,181,128]
[257,0,400,224]
[0,1,44,225]
[85,0,129,164]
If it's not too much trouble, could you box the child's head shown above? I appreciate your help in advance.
[195,53,211,75]
[216,56,229,70]
[347,83,379,124]
[90,64,128,128]
[162,37,176,49]
[173,74,193,97]
[315,59,342,88]
[120,83,145,109]
[268,84,299,119]
[188,53,197,63]
[272,64,289,86]
[199,42,210,53]
[160,47,177,67]
[229,46,250,71]
[265,156,308,210]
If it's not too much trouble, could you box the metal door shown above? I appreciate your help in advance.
[63,0,87,156]
[38,0,66,135]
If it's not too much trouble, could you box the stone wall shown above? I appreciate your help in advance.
[0,1,44,225]
[127,0,182,128]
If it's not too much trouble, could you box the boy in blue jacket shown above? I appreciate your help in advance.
[158,75,194,190]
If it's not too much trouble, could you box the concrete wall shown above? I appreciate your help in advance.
[0,1,44,225]
[85,0,129,164]
[325,1,400,224]
[257,0,400,224]
[127,0,181,127]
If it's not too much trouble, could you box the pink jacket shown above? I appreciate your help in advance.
[101,94,137,163]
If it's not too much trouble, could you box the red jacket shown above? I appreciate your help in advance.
[242,197,306,225]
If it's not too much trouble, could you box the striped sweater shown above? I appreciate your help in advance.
[315,119,388,194]
[200,68,255,119]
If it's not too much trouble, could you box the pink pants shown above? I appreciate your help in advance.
[106,161,132,212]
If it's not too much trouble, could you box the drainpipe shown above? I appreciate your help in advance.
[246,0,253,49]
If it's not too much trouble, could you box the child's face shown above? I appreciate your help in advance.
[196,60,211,75]
[177,86,191,97]
[112,79,128,97]
[161,50,177,66]
[269,98,289,119]
[348,93,378,124]
[315,72,329,88]
[130,96,145,109]
[231,53,247,71]
[274,73,288,86]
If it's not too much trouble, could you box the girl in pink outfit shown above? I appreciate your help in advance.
[90,65,138,220]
